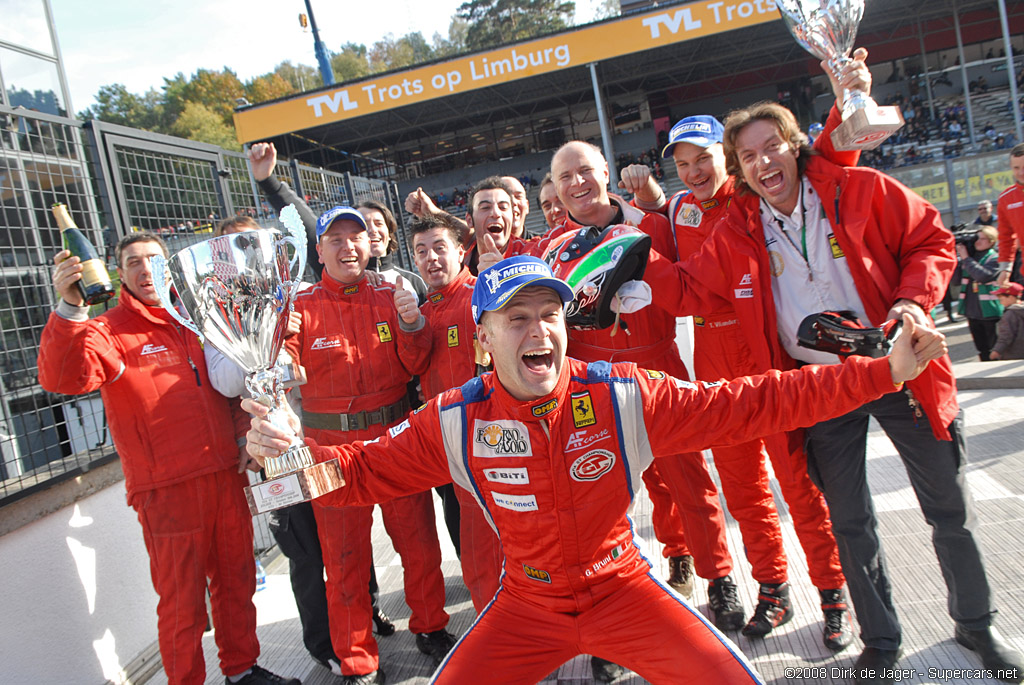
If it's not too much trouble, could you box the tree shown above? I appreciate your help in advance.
[170,102,239,150]
[173,68,246,126]
[432,18,469,59]
[79,83,159,129]
[368,32,435,73]
[273,60,321,92]
[456,0,575,52]
[330,43,371,82]
[245,73,296,104]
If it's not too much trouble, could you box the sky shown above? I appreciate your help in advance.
[48,0,603,115]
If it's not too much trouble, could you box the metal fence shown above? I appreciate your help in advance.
[0,107,408,533]
[886,149,1013,223]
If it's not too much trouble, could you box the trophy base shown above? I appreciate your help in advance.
[245,459,345,514]
[831,106,905,151]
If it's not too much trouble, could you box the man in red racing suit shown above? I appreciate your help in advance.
[288,206,453,681]
[243,255,945,685]
[546,140,738,629]
[38,233,297,685]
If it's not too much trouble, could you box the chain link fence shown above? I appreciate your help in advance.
[0,107,406,546]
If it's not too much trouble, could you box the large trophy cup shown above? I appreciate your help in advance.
[151,206,344,514]
[777,0,903,150]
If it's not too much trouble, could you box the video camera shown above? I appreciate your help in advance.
[950,222,977,249]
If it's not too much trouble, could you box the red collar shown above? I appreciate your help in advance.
[319,270,369,296]
[485,357,572,423]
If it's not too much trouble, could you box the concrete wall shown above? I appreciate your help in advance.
[0,464,158,684]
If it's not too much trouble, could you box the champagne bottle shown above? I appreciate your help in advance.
[52,203,115,305]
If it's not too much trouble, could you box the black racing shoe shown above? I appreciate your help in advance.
[707,575,745,631]
[667,555,695,599]
[339,670,385,685]
[955,625,1024,682]
[372,606,396,637]
[227,665,301,685]
[591,656,626,683]
[742,582,793,637]
[820,588,854,652]
[416,629,457,667]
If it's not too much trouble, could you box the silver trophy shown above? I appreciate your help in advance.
[151,205,344,514]
[777,0,903,150]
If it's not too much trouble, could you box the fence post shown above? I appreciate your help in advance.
[945,157,961,223]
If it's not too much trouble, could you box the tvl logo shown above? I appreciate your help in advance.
[307,90,358,117]
[641,9,702,38]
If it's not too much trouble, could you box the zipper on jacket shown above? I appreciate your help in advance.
[187,355,201,386]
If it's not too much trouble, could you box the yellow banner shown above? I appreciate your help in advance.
[909,170,1013,207]
[235,0,781,142]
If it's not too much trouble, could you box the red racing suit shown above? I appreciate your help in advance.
[645,155,959,440]
[420,267,504,612]
[37,287,258,684]
[638,107,857,588]
[997,183,1024,278]
[308,355,900,684]
[554,196,732,579]
[289,272,449,676]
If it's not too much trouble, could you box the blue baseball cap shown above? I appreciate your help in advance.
[472,256,574,324]
[316,205,366,239]
[661,115,725,158]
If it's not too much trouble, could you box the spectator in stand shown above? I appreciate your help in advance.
[990,282,1024,359]
[985,122,998,140]
[975,200,996,227]
[957,227,1005,361]
[949,120,963,139]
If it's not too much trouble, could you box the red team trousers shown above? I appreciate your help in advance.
[308,423,449,675]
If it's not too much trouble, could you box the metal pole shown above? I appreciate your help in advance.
[918,20,937,121]
[953,2,977,145]
[589,62,619,189]
[998,0,1023,142]
[304,0,335,86]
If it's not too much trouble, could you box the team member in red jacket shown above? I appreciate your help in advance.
[996,143,1024,287]
[549,140,742,633]
[291,206,454,684]
[37,233,297,685]
[612,54,871,645]
[411,213,504,613]
[243,256,945,685]
[644,102,1023,684]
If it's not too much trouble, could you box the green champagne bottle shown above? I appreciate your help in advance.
[52,203,115,305]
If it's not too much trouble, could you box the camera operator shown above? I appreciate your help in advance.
[956,226,1004,360]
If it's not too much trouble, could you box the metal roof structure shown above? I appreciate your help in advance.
[235,0,1021,175]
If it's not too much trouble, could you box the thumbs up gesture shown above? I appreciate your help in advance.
[394,275,420,325]
[477,233,504,273]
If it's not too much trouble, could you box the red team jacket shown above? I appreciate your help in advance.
[997,183,1024,272]
[307,356,899,612]
[287,272,432,415]
[37,287,244,501]
[645,156,959,439]
[419,267,479,400]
